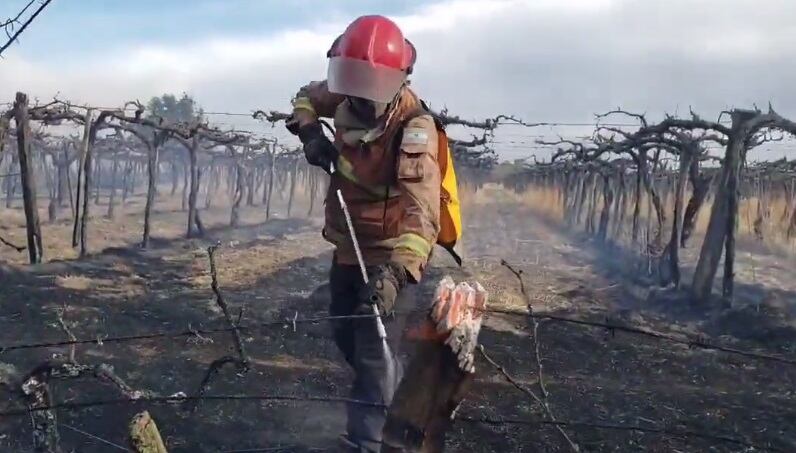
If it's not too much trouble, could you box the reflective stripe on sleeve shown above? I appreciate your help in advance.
[394,232,432,258]
[291,97,316,115]
[336,155,401,199]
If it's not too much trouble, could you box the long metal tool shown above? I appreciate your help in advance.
[330,163,393,374]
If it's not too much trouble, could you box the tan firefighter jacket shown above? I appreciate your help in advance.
[294,80,441,282]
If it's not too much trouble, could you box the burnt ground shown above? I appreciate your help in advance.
[1,187,796,452]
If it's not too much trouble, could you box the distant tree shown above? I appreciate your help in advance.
[146,93,204,124]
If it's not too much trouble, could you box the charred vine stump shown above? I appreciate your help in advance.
[382,278,487,453]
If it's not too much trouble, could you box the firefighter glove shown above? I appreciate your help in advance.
[298,122,337,174]
[285,114,301,135]
[357,262,407,316]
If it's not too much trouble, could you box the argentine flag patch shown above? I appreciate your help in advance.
[403,128,429,145]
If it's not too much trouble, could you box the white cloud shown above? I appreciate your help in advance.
[3,0,796,159]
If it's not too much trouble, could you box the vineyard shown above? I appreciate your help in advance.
[0,88,795,453]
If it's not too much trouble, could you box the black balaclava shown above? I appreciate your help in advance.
[348,96,389,128]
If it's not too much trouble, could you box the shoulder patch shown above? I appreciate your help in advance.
[403,128,429,145]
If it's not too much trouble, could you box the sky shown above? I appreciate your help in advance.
[2,0,796,161]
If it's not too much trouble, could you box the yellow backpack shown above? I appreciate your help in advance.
[403,103,463,265]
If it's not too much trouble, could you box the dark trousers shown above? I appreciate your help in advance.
[329,260,416,452]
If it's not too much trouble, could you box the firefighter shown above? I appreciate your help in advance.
[286,15,441,452]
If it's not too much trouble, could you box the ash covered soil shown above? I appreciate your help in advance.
[1,187,796,452]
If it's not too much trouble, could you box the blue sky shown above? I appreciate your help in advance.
[11,0,427,60]
[4,0,796,161]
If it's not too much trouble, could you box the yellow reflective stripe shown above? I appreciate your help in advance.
[291,97,316,115]
[395,233,432,258]
[336,155,399,199]
[336,155,359,183]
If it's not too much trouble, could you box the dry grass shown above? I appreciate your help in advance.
[54,274,93,290]
[186,230,331,290]
[54,272,146,299]
[250,354,343,372]
[506,183,796,253]
[0,177,323,266]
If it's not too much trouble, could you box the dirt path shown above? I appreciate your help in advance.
[1,191,795,452]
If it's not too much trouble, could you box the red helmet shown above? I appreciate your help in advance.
[326,15,417,103]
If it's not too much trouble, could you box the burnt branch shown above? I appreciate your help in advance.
[501,260,581,452]
[478,346,543,407]
[187,244,251,411]
[186,356,239,413]
[1,1,35,29]
[0,234,25,252]
[635,115,732,138]
[55,302,77,364]
[0,0,53,57]
[450,133,488,148]
[206,243,249,368]
[253,109,292,124]
[596,109,649,128]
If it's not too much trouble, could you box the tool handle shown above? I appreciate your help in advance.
[336,188,369,284]
[331,161,387,341]
[372,305,388,339]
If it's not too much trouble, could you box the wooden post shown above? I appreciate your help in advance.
[181,155,189,212]
[246,162,255,206]
[230,147,245,227]
[668,150,692,287]
[79,113,102,258]
[566,172,577,225]
[204,164,215,209]
[631,153,645,244]
[72,110,92,247]
[265,148,276,220]
[142,141,159,248]
[43,152,57,223]
[170,160,179,196]
[613,170,627,239]
[4,152,18,208]
[14,92,44,264]
[121,161,130,203]
[129,411,168,453]
[307,167,318,217]
[93,155,102,205]
[231,167,244,226]
[260,165,268,206]
[597,173,613,241]
[187,137,202,238]
[66,156,76,219]
[194,168,205,235]
[789,194,796,238]
[382,279,487,453]
[107,154,119,219]
[572,172,588,226]
[586,174,599,234]
[753,177,767,241]
[57,144,68,208]
[287,159,298,218]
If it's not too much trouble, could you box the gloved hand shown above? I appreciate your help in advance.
[297,122,338,174]
[357,262,407,316]
[286,95,317,136]
[285,114,301,135]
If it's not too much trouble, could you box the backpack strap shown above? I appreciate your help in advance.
[402,107,430,128]
[401,99,443,131]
